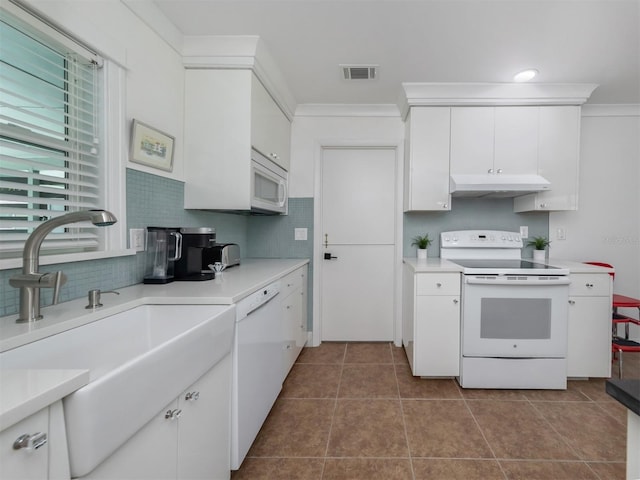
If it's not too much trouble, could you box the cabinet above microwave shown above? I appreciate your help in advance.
[183,69,291,213]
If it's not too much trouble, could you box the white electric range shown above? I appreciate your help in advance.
[441,230,570,389]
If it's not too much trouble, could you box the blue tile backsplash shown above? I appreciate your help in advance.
[404,197,549,258]
[1,168,545,326]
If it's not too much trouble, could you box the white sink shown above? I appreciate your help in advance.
[0,304,236,477]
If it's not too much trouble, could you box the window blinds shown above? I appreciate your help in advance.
[0,7,104,257]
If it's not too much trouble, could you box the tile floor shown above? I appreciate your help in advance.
[232,343,639,479]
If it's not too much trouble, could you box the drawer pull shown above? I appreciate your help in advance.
[585,283,594,288]
[569,300,576,305]
[436,283,442,288]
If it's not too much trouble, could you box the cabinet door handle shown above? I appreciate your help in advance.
[184,391,200,402]
[165,409,182,420]
[568,300,576,305]
[488,168,494,174]
[496,168,503,174]
[585,283,594,288]
[453,299,459,304]
[13,432,47,451]
[436,282,442,287]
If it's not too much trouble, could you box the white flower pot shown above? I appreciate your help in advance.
[533,249,546,263]
[417,248,427,260]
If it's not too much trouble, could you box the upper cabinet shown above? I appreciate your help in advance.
[183,69,291,211]
[450,107,539,176]
[250,75,291,170]
[514,106,581,212]
[404,107,451,211]
[400,83,596,212]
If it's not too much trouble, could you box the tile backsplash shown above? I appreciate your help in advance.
[403,197,549,258]
[1,169,546,320]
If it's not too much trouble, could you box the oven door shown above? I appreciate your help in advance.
[461,275,570,358]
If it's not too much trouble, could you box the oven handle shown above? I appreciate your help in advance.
[464,276,571,286]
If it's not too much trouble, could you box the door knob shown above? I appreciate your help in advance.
[324,253,338,260]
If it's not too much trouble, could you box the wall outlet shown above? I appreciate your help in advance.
[129,228,145,252]
[294,228,308,241]
[556,227,566,240]
[519,226,529,238]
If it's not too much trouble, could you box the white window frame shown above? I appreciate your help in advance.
[0,1,130,270]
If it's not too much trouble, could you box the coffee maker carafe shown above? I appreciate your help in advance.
[174,227,216,281]
[143,227,182,284]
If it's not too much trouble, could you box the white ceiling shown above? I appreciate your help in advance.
[152,0,640,106]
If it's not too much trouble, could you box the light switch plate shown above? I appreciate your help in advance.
[519,226,529,238]
[294,228,308,241]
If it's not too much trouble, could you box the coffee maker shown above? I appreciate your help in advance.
[143,227,182,284]
[174,227,216,281]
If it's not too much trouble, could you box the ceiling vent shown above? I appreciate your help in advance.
[341,65,377,80]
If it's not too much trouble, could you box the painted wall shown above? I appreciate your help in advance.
[550,108,640,337]
[26,0,186,181]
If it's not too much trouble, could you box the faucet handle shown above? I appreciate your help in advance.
[51,271,66,305]
[85,289,120,309]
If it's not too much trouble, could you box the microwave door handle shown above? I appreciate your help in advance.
[278,180,287,207]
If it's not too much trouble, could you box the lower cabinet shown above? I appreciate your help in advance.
[281,265,308,380]
[83,354,232,480]
[567,273,612,378]
[403,266,461,377]
[0,400,69,480]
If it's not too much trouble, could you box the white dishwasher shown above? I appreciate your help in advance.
[231,281,282,470]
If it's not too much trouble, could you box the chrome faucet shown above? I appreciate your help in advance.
[9,210,117,323]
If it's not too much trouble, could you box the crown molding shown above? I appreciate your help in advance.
[399,83,599,119]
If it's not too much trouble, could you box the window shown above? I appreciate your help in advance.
[0,3,114,261]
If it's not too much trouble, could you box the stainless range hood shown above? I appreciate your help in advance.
[449,174,551,198]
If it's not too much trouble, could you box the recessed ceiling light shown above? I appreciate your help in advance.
[513,69,539,82]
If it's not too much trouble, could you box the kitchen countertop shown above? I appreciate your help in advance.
[403,257,464,273]
[0,369,89,431]
[0,258,309,353]
[606,379,640,416]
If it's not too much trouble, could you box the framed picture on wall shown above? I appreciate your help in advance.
[129,119,175,172]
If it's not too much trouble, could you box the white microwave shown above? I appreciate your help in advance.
[250,149,288,214]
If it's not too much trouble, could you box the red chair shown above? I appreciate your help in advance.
[584,262,640,377]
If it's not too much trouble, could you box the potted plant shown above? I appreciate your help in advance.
[411,233,432,260]
[527,235,551,263]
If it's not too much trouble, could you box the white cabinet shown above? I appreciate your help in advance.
[567,273,612,378]
[281,265,308,379]
[250,75,291,169]
[514,106,581,212]
[84,355,232,480]
[0,401,69,480]
[403,266,461,377]
[403,107,451,211]
[450,106,539,176]
[184,69,291,211]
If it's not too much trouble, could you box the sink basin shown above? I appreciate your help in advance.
[0,303,236,477]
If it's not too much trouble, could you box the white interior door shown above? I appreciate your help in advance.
[320,148,396,341]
